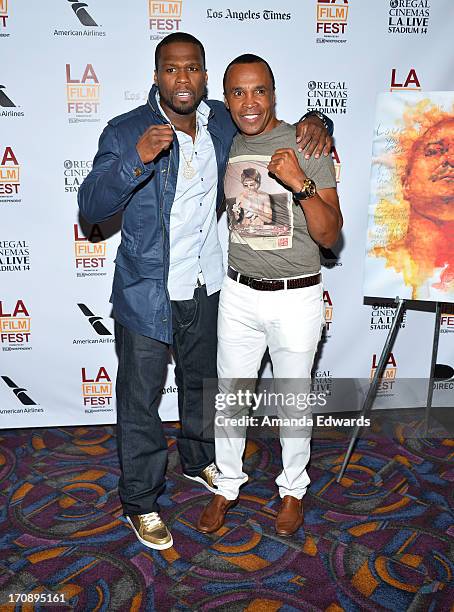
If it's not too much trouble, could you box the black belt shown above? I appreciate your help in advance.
[227,267,321,291]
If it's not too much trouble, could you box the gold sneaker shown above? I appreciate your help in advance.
[183,463,219,493]
[126,512,173,550]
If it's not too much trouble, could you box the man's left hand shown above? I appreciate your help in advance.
[296,115,332,159]
[267,148,307,192]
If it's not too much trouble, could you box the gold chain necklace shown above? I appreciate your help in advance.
[179,120,199,179]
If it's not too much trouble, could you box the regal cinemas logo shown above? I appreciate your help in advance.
[388,0,430,35]
[0,147,20,203]
[390,68,421,91]
[149,0,182,39]
[370,303,406,330]
[0,300,31,351]
[323,290,333,332]
[74,224,107,277]
[307,81,347,115]
[66,64,100,124]
[316,0,348,44]
[0,240,30,272]
[313,369,333,396]
[441,303,454,334]
[370,352,397,391]
[81,366,113,412]
[64,159,92,193]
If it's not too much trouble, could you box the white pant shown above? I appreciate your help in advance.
[215,275,325,500]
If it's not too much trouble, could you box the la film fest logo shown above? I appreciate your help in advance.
[0,146,20,203]
[370,352,397,393]
[370,303,407,331]
[388,0,430,35]
[0,0,9,34]
[74,223,107,277]
[149,0,182,40]
[74,303,115,345]
[0,240,30,272]
[66,64,100,124]
[307,80,347,115]
[0,299,31,351]
[0,85,24,117]
[316,0,349,44]
[390,68,421,91]
[441,303,454,334]
[323,289,333,333]
[81,366,113,413]
[54,0,106,37]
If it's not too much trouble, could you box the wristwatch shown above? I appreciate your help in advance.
[293,178,317,201]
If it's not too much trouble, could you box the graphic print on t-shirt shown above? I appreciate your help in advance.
[224,155,293,250]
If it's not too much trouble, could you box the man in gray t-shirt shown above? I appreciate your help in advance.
[197,55,342,537]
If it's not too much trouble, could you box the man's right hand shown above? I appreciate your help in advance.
[136,124,174,164]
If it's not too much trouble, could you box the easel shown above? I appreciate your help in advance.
[336,298,443,483]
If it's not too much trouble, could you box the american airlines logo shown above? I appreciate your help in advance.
[1,375,37,405]
[0,85,15,107]
[67,0,98,26]
[77,303,111,335]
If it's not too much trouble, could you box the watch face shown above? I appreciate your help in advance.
[305,179,316,198]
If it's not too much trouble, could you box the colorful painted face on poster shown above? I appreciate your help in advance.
[364,92,454,302]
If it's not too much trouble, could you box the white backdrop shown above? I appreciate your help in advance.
[1,0,453,428]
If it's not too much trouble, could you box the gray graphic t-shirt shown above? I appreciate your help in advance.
[224,121,336,278]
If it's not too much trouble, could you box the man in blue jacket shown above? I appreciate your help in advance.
[78,32,332,550]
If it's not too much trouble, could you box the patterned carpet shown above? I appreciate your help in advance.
[0,415,453,611]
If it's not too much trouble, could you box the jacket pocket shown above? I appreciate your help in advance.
[114,248,163,280]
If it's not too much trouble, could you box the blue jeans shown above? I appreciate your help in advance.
[115,285,218,515]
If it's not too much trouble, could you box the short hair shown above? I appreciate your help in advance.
[155,33,206,71]
[241,168,261,186]
[223,54,275,93]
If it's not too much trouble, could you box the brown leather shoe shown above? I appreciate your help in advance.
[197,494,238,533]
[275,496,304,536]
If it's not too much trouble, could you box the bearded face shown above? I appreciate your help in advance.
[404,117,454,222]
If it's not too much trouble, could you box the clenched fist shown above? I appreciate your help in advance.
[267,148,307,192]
[136,124,174,164]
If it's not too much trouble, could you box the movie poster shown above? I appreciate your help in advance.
[364,92,454,302]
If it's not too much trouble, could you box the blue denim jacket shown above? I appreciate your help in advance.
[78,85,237,343]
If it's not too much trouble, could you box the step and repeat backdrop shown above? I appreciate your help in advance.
[1,0,453,427]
